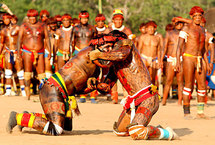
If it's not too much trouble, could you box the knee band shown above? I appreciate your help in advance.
[183,87,191,96]
[158,128,170,140]
[5,69,12,79]
[197,90,206,96]
[17,70,24,80]
[43,121,63,135]
[128,125,149,140]
[24,72,32,81]
[38,73,46,81]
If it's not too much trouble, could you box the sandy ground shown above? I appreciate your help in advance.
[0,86,215,145]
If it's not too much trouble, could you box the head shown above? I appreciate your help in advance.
[79,10,89,25]
[27,9,38,24]
[39,10,50,22]
[139,23,146,34]
[62,13,72,28]
[146,21,157,35]
[200,17,206,27]
[174,22,184,30]
[189,6,204,25]
[72,18,80,26]
[54,15,62,28]
[3,13,11,25]
[11,15,18,25]
[112,9,124,28]
[165,24,174,31]
[47,17,57,30]
[95,14,106,28]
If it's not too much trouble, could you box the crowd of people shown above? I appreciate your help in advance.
[3,3,214,140]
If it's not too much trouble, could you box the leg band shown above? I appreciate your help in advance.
[5,69,12,79]
[17,70,24,80]
[43,121,63,135]
[38,73,46,81]
[16,113,36,128]
[183,87,191,96]
[128,125,149,140]
[158,128,170,139]
[24,72,32,81]
[197,90,206,96]
[197,102,204,114]
[183,104,190,114]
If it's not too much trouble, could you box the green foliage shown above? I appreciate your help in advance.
[2,0,215,35]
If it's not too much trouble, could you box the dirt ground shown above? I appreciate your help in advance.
[0,86,215,145]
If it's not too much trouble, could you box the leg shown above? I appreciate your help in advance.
[57,56,65,71]
[161,62,175,105]
[4,53,13,96]
[176,64,184,105]
[111,83,118,104]
[45,57,52,78]
[182,57,195,118]
[195,60,209,119]
[36,54,46,82]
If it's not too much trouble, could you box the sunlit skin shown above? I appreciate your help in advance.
[41,14,48,22]
[139,26,146,34]
[28,16,37,25]
[191,13,202,26]
[113,17,123,28]
[146,25,156,35]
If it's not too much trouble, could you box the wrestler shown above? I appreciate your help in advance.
[137,21,161,85]
[55,14,73,71]
[71,10,97,103]
[17,9,51,100]
[0,13,26,96]
[88,31,178,140]
[6,31,126,136]
[39,10,49,23]
[45,17,57,77]
[160,19,185,106]
[176,6,212,119]
[108,9,135,103]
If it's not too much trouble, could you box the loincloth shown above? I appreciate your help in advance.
[57,49,70,61]
[121,84,159,123]
[22,45,44,65]
[141,54,158,68]
[5,47,17,65]
[46,72,80,118]
[183,53,202,72]
[167,55,182,71]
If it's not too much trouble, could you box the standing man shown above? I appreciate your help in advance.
[71,10,97,103]
[55,14,73,70]
[176,6,212,119]
[17,9,51,100]
[0,13,26,96]
[108,9,135,103]
[95,14,109,34]
[138,21,161,85]
[161,18,184,105]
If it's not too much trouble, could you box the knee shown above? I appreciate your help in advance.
[128,125,148,140]
[43,121,63,136]
[5,69,12,79]
[17,70,24,80]
[24,72,32,81]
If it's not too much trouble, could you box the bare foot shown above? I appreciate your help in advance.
[195,114,211,120]
[161,101,166,106]
[184,114,194,120]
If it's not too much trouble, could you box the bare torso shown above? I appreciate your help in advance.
[2,25,19,50]
[166,29,180,57]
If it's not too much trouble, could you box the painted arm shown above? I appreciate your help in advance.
[1,4,13,15]
[89,45,131,61]
[70,27,76,56]
[176,38,185,72]
[137,35,144,54]
[172,17,192,24]
[0,30,4,54]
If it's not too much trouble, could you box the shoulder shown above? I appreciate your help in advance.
[124,27,132,35]
[181,24,190,32]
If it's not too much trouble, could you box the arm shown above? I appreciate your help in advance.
[89,45,131,61]
[137,35,144,54]
[157,37,161,68]
[161,32,169,62]
[17,25,24,57]
[69,28,75,57]
[1,4,13,15]
[44,25,51,59]
[172,17,192,24]
[0,30,4,54]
